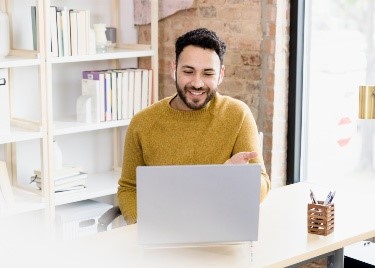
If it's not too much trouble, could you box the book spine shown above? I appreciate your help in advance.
[50,6,59,57]
[56,9,63,56]
[69,10,78,56]
[105,72,112,121]
[111,71,118,120]
[60,7,71,56]
[133,69,142,115]
[121,70,129,119]
[141,69,150,110]
[128,69,135,118]
[31,6,37,51]
[81,71,103,123]
[116,71,123,120]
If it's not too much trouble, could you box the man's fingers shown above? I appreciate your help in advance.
[243,151,258,161]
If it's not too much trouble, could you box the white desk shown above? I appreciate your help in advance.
[5,182,375,268]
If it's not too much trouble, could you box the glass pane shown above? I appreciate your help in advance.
[301,0,375,182]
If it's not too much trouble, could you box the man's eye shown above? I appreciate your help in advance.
[205,73,214,76]
[183,70,193,74]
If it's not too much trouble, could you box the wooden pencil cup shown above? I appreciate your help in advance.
[307,201,335,236]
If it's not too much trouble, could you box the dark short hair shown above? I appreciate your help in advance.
[175,28,227,65]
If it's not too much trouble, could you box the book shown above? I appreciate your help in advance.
[33,171,87,184]
[84,10,91,55]
[56,9,63,56]
[55,185,86,193]
[60,7,71,56]
[0,161,14,206]
[82,70,106,123]
[111,70,118,120]
[141,69,150,110]
[115,71,123,120]
[83,70,106,122]
[33,165,82,180]
[133,69,143,115]
[50,6,59,57]
[128,69,135,118]
[148,69,153,106]
[104,71,112,121]
[34,172,87,190]
[31,6,37,50]
[76,9,87,55]
[121,70,129,119]
[69,9,78,56]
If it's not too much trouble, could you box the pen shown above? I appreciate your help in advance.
[327,191,336,204]
[309,189,317,204]
[323,191,332,205]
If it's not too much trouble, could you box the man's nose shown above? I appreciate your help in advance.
[191,75,204,88]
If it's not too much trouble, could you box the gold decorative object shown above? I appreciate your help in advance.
[359,85,375,119]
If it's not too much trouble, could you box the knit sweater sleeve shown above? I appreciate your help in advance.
[231,105,270,202]
[117,118,144,224]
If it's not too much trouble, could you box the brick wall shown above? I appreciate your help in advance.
[138,0,290,189]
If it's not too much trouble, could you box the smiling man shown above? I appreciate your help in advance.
[117,28,270,224]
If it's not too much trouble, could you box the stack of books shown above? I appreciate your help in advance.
[80,68,152,123]
[31,165,87,193]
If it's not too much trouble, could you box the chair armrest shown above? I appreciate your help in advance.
[97,206,122,232]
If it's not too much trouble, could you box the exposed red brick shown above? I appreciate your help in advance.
[138,0,291,196]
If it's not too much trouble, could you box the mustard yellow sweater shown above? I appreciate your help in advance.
[117,93,270,224]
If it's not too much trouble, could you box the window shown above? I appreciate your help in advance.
[288,0,375,183]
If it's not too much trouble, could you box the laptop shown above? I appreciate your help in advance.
[136,164,261,247]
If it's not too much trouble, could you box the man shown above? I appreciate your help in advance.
[117,28,270,224]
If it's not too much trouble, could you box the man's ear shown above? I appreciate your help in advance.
[170,61,176,81]
[218,65,225,85]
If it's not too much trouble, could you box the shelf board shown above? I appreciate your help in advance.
[0,128,44,144]
[1,187,46,217]
[54,170,119,206]
[48,47,155,64]
[53,118,131,136]
[0,55,41,68]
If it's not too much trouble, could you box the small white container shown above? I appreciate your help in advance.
[93,23,107,53]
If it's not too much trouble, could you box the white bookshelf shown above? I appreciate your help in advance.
[1,188,46,217]
[48,46,154,64]
[0,56,41,68]
[1,0,158,225]
[0,129,43,144]
[53,118,131,136]
[54,171,119,206]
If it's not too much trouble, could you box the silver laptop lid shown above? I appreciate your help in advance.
[136,164,261,247]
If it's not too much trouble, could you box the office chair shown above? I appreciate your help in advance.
[97,132,264,232]
[97,205,123,232]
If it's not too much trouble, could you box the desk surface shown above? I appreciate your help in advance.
[39,182,375,267]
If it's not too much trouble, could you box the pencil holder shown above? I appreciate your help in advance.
[307,201,335,236]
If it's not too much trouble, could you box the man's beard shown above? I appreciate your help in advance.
[175,80,216,110]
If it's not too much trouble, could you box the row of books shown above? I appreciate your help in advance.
[81,68,153,123]
[31,165,87,193]
[32,6,92,57]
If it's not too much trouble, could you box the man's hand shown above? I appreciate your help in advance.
[225,151,258,164]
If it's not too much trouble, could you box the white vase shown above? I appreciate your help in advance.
[89,28,96,55]
[93,23,107,53]
[0,11,10,58]
[53,140,63,170]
